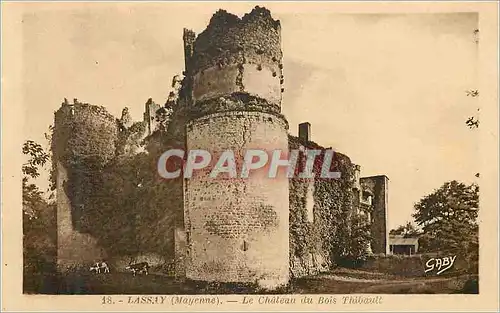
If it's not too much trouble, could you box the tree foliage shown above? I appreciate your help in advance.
[22,139,51,221]
[465,89,479,129]
[389,221,420,237]
[22,140,49,179]
[412,180,478,271]
[332,213,372,267]
[22,139,57,293]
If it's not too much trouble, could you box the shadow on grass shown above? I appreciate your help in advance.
[23,270,479,295]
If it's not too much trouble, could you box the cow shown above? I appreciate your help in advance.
[100,261,110,273]
[89,261,110,274]
[89,263,101,274]
[125,262,149,276]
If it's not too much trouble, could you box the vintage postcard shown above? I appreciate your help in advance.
[2,1,499,311]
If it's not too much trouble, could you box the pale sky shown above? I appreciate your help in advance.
[21,3,479,230]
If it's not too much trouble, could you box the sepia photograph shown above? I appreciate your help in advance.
[2,1,499,311]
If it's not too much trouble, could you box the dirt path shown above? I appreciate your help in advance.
[314,272,475,293]
[320,273,468,284]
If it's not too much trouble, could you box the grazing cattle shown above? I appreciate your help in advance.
[125,262,149,276]
[89,263,101,274]
[100,261,110,273]
[89,261,110,274]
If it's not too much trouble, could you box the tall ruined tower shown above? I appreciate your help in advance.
[360,175,389,254]
[53,99,118,270]
[182,7,290,289]
[143,98,161,135]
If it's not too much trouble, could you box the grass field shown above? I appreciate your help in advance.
[25,267,478,295]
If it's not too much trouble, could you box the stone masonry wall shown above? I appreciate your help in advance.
[182,7,290,289]
[360,176,389,254]
[185,111,290,289]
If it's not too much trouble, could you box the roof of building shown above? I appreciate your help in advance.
[389,236,419,246]
[360,175,390,181]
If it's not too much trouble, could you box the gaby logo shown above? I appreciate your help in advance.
[424,255,457,275]
[157,148,342,180]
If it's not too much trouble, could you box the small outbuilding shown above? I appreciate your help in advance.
[389,235,419,255]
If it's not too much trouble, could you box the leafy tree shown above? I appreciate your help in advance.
[345,214,372,264]
[331,212,372,268]
[465,89,479,129]
[22,139,51,221]
[390,221,420,237]
[22,140,49,179]
[466,116,479,129]
[465,28,479,129]
[22,139,57,293]
[412,180,478,272]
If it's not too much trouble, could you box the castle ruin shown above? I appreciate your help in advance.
[53,7,389,290]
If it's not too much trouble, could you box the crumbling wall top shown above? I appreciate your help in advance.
[57,98,116,123]
[204,7,280,34]
[186,6,283,76]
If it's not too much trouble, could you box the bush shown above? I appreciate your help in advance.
[461,278,479,294]
[23,254,59,294]
[335,256,367,269]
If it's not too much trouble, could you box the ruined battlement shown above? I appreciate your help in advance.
[57,98,117,123]
[185,6,284,108]
[188,7,281,75]
[53,99,118,169]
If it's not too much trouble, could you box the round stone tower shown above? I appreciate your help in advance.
[53,98,118,270]
[182,7,290,289]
